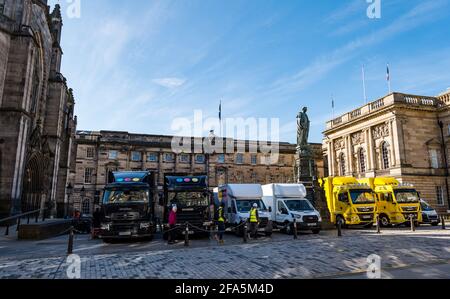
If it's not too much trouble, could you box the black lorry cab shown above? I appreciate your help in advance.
[163,175,212,236]
[99,171,156,241]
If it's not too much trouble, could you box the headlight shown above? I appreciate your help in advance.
[140,222,151,229]
[318,216,322,222]
[101,223,111,230]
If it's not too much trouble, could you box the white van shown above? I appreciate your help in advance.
[213,184,273,236]
[262,184,322,234]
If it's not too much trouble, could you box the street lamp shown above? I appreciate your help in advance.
[66,183,73,218]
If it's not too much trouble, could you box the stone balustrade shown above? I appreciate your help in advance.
[325,93,440,130]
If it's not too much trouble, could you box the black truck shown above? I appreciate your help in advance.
[99,171,156,242]
[163,175,212,238]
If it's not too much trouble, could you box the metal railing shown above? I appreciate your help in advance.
[0,208,48,236]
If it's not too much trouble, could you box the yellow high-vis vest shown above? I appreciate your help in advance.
[249,208,258,223]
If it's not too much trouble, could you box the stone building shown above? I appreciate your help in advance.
[0,1,77,218]
[73,130,324,215]
[323,89,450,213]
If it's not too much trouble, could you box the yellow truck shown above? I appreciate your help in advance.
[319,177,377,227]
[358,177,422,227]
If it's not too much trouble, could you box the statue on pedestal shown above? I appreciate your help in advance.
[297,107,310,152]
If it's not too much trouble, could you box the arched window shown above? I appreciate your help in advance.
[381,142,390,169]
[339,153,346,176]
[82,199,91,215]
[359,148,366,173]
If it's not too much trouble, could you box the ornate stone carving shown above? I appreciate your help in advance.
[351,132,365,145]
[334,138,345,150]
[372,123,390,139]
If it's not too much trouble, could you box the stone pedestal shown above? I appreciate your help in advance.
[295,146,317,204]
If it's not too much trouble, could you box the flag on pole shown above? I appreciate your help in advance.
[218,101,222,121]
[386,64,392,93]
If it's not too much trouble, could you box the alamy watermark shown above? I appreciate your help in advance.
[66,254,81,279]
[170,110,280,164]
[367,0,381,19]
[366,254,381,279]
[57,0,81,19]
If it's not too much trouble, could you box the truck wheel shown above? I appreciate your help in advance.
[265,232,273,237]
[285,222,293,235]
[312,229,320,234]
[336,216,345,229]
[380,215,390,227]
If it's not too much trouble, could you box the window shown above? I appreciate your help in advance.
[179,154,190,163]
[436,186,444,206]
[86,147,95,158]
[217,154,225,164]
[236,154,244,164]
[251,173,257,183]
[381,142,390,169]
[195,154,206,164]
[338,192,349,203]
[338,153,346,176]
[278,201,288,214]
[131,151,142,162]
[0,3,4,15]
[84,168,94,184]
[430,149,439,169]
[82,199,91,215]
[164,153,175,162]
[251,154,257,165]
[147,153,158,162]
[108,150,118,160]
[359,148,366,173]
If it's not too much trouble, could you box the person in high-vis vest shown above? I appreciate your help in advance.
[216,202,227,244]
[249,203,260,239]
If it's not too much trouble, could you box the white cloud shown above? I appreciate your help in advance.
[152,77,186,89]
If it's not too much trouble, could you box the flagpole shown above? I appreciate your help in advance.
[219,100,222,137]
[387,63,392,94]
[362,64,367,104]
[331,94,335,120]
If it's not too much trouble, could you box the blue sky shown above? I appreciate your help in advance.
[49,0,450,143]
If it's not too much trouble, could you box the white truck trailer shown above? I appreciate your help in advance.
[213,184,273,236]
[262,184,322,234]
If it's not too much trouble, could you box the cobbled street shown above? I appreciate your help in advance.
[0,226,449,279]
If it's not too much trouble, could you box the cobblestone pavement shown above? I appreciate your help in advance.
[0,226,449,279]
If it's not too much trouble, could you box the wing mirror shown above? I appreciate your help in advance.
[268,207,272,213]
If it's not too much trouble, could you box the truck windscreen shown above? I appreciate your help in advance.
[349,190,376,205]
[103,189,149,204]
[394,189,420,203]
[168,192,209,207]
[284,200,314,211]
[236,200,267,212]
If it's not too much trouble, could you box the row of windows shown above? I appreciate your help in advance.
[338,142,391,176]
[88,148,283,165]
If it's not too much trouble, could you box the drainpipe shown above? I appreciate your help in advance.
[438,120,450,209]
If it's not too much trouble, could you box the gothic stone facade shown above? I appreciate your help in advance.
[0,1,77,218]
[323,90,450,214]
[73,131,324,215]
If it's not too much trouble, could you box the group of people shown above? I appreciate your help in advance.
[166,202,261,245]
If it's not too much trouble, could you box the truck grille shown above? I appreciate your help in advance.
[303,215,319,223]
[111,212,140,221]
[259,217,269,227]
[357,207,374,213]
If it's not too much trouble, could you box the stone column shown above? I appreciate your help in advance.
[330,139,335,176]
[392,118,403,166]
[368,126,376,171]
[388,120,396,167]
[327,140,333,177]
[345,135,353,175]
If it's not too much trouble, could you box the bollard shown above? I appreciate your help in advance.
[243,222,248,243]
[410,215,415,232]
[35,212,39,223]
[293,219,298,240]
[16,217,21,232]
[27,215,30,225]
[337,220,342,237]
[442,216,446,230]
[4,225,9,236]
[376,215,381,234]
[67,226,74,255]
[184,223,189,247]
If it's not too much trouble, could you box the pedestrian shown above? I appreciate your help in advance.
[91,207,102,239]
[249,203,259,239]
[216,202,227,245]
[168,205,178,244]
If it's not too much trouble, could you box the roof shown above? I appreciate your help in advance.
[222,184,263,198]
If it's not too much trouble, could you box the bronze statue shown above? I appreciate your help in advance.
[297,107,310,148]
